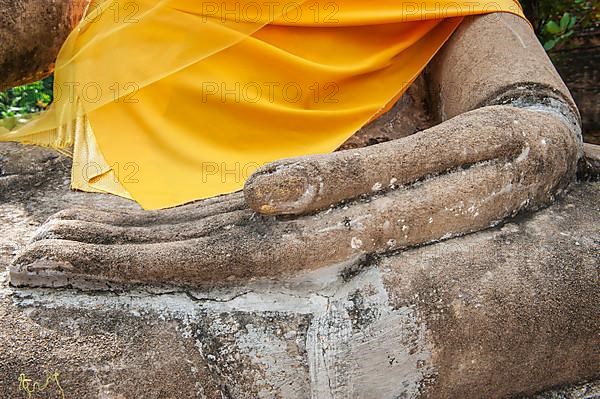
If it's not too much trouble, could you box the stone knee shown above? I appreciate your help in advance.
[426,12,583,207]
[482,106,581,210]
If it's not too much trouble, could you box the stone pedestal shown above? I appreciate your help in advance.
[0,144,598,398]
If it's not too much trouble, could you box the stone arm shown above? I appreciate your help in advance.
[7,13,587,289]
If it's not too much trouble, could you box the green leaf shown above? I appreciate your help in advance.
[544,38,558,51]
[568,15,577,29]
[545,20,561,34]
[0,116,17,130]
[560,12,571,31]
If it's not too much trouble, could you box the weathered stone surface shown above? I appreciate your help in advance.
[0,0,88,91]
[525,380,600,399]
[0,142,598,398]
[580,143,600,180]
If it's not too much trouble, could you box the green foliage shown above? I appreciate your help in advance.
[542,12,577,50]
[0,76,54,124]
[520,0,599,51]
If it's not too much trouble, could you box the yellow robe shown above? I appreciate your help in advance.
[0,0,525,209]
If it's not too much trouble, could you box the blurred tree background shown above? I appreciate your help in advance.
[0,76,53,130]
[521,0,599,144]
[520,0,598,50]
[0,0,598,137]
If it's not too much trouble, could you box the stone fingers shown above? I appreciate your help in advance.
[32,209,254,244]
[49,191,245,227]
